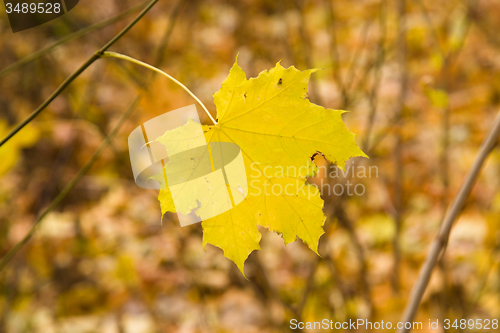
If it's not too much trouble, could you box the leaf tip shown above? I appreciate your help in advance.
[237,263,248,279]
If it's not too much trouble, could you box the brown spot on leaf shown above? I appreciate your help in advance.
[310,151,325,161]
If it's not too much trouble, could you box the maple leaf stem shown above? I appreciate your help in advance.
[101,51,217,125]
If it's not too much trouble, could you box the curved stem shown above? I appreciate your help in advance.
[101,51,217,125]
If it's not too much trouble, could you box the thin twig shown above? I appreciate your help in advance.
[334,203,373,311]
[296,258,320,319]
[154,0,186,69]
[33,65,106,214]
[466,0,500,48]
[0,0,159,148]
[294,0,320,104]
[247,254,299,330]
[464,245,500,317]
[0,0,148,78]
[344,22,371,101]
[0,98,140,273]
[418,1,452,319]
[419,0,474,319]
[363,0,387,150]
[391,0,408,293]
[416,0,445,58]
[397,110,500,332]
[0,0,185,293]
[326,0,348,107]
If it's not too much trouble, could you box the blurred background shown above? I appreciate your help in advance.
[1,0,500,332]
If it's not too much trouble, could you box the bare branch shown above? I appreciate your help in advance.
[363,0,387,150]
[0,0,148,78]
[392,0,408,293]
[397,111,500,332]
[0,0,159,148]
[0,0,186,274]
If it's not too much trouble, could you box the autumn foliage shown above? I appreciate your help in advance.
[1,0,500,332]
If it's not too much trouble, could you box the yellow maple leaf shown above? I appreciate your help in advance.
[158,60,366,275]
